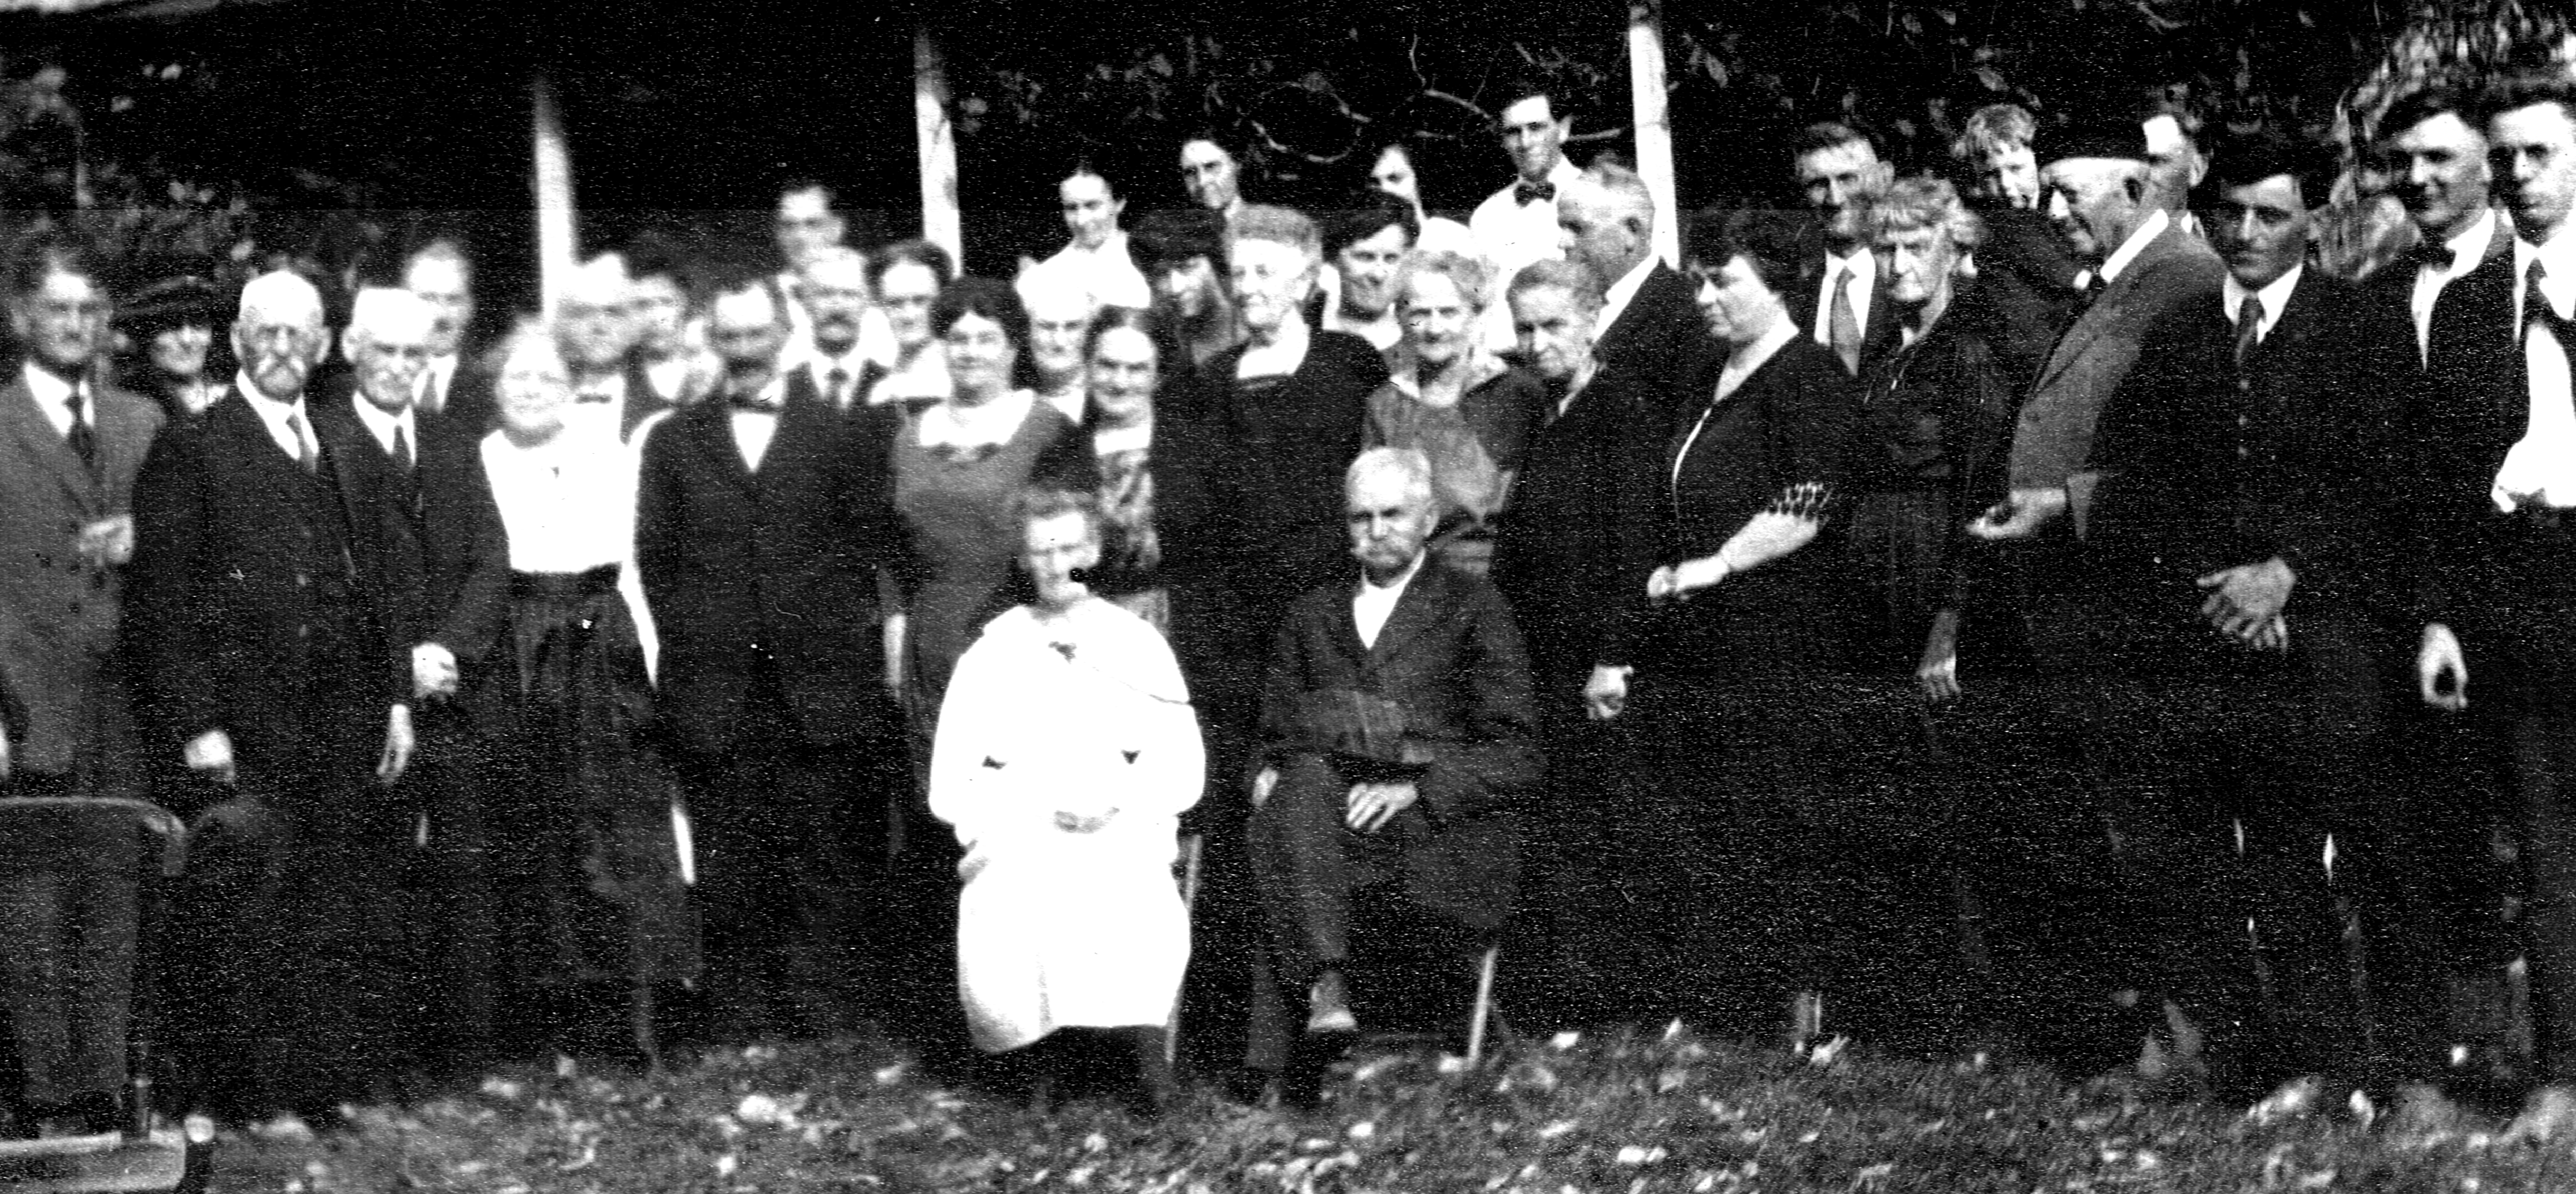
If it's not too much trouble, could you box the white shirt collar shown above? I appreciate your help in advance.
[1593,254,1659,341]
[348,391,415,456]
[2098,208,2170,285]
[1093,418,1152,457]
[236,369,310,462]
[2221,263,2304,342]
[21,360,80,438]
[918,387,1037,450]
[2439,208,2501,277]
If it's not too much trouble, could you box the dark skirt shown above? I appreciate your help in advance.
[449,567,699,1038]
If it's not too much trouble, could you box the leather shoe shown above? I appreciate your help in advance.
[1307,969,1356,1034]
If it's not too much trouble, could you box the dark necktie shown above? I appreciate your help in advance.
[827,366,851,409]
[2526,259,2561,346]
[1828,264,1862,375]
[2233,294,2265,368]
[63,386,93,470]
[1514,180,1555,206]
[392,421,414,474]
[2413,240,2459,272]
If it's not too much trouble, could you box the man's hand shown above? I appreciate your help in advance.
[1054,806,1117,833]
[2197,557,2297,641]
[1345,781,1418,833]
[185,729,236,785]
[1915,608,1963,703]
[1251,767,1279,810]
[75,515,135,569]
[2419,622,2469,712]
[1966,487,2070,541]
[412,643,460,700]
[377,703,415,785]
[1584,665,1630,722]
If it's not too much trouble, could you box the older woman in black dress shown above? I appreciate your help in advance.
[1586,207,1862,1043]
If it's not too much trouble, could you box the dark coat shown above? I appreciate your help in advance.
[1969,206,2084,393]
[1255,561,1539,931]
[423,353,498,437]
[125,389,400,779]
[308,394,509,674]
[0,374,161,782]
[1591,261,1710,431]
[1488,365,1665,694]
[2087,269,2400,665]
[635,373,901,755]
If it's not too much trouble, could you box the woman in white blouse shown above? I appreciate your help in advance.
[462,321,697,1061]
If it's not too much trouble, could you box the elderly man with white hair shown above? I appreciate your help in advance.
[1017,261,1097,424]
[1238,446,1537,1107]
[127,269,427,1132]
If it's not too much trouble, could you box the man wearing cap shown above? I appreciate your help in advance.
[126,269,420,1130]
[0,240,164,1137]
[1962,115,2220,1083]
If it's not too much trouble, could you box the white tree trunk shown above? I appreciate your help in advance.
[1627,0,1679,266]
[916,26,963,267]
[532,74,578,319]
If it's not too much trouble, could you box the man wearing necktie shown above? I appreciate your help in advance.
[2410,75,2576,1140]
[127,270,420,1131]
[638,270,902,1042]
[2081,130,2397,1109]
[404,236,495,433]
[0,240,164,1139]
[1467,75,1583,289]
[1790,120,1899,379]
[798,247,889,415]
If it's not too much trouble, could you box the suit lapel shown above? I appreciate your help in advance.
[2035,230,2171,392]
[1363,563,1445,670]
[0,376,99,512]
[687,402,759,494]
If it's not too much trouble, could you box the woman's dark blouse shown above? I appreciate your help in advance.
[1607,335,1859,680]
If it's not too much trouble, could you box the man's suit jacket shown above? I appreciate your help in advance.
[1590,260,1708,432]
[1970,206,2084,393]
[424,352,498,437]
[2007,218,2225,519]
[0,375,162,779]
[1788,239,1904,381]
[1488,366,1664,699]
[125,389,401,777]
[2087,269,2400,663]
[309,394,509,675]
[1256,561,1539,933]
[635,372,901,755]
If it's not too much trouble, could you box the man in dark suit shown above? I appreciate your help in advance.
[1553,162,1703,427]
[126,269,417,1129]
[2081,132,2398,1103]
[1788,121,1903,378]
[793,247,888,413]
[557,253,678,444]
[1244,446,1537,1079]
[405,236,496,433]
[309,287,509,1072]
[0,241,165,1137]
[2412,74,2576,1138]
[635,269,900,1040]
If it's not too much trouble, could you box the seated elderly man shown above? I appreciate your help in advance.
[1244,447,1537,1069]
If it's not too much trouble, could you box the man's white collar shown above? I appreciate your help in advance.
[2098,208,2170,285]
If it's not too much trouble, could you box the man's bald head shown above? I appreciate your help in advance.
[234,270,329,401]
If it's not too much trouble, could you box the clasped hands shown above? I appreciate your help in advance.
[75,515,134,570]
[2196,556,2294,652]
[1249,767,1417,833]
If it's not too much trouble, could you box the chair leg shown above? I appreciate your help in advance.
[1467,945,1499,1065]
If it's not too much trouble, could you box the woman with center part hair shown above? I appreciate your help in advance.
[1363,249,1546,576]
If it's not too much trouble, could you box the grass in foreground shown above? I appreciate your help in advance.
[203,1026,2572,1192]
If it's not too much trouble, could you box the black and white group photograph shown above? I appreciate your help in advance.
[6,0,2576,1189]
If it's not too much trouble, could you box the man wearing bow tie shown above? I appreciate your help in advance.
[637,270,901,1040]
[556,253,675,443]
[2408,75,2576,1137]
[127,270,420,1129]
[1468,76,1583,287]
[1789,121,1902,379]
[0,240,164,1139]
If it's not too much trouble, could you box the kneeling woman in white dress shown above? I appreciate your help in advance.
[929,488,1203,1112]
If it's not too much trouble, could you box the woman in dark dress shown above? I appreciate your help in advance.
[1586,207,1862,1043]
[113,270,227,421]
[1840,176,2026,1048]
[1363,250,1546,575]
